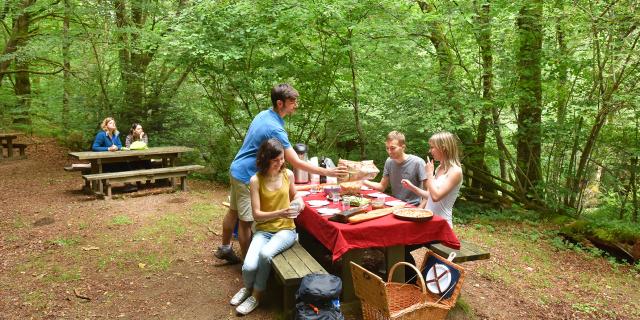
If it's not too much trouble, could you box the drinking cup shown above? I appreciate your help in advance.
[341,198,350,210]
[331,191,340,204]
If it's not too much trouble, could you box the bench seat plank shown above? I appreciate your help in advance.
[83,165,204,180]
[82,165,204,199]
[427,240,490,263]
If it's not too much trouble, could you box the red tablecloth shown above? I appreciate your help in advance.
[295,187,460,261]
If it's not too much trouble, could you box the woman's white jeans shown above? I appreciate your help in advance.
[242,229,297,291]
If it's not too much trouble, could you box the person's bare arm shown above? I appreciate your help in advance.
[427,167,463,202]
[284,147,347,177]
[363,176,389,193]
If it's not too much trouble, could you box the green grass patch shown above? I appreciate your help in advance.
[571,302,599,314]
[43,265,82,282]
[96,249,172,272]
[188,203,218,225]
[49,236,81,247]
[110,215,133,226]
[136,213,187,245]
[22,290,51,310]
[13,217,27,229]
[77,221,89,230]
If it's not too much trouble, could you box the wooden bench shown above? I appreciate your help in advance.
[64,164,92,192]
[82,164,204,199]
[272,242,327,319]
[1,143,27,159]
[427,240,491,263]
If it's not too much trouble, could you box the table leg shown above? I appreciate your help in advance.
[7,139,13,158]
[339,249,364,303]
[98,160,105,196]
[385,245,405,283]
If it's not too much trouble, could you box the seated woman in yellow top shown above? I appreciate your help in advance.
[230,138,304,315]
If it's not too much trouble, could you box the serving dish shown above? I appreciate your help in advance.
[393,208,434,222]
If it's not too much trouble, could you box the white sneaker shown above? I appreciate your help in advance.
[236,296,259,315]
[230,288,251,306]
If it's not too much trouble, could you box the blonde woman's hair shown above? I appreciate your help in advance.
[429,131,461,172]
[100,117,118,135]
[386,130,406,146]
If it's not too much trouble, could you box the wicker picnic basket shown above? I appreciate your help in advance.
[350,250,465,320]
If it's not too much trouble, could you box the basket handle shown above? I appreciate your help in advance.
[387,262,427,294]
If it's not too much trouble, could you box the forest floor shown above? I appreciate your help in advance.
[1,136,639,320]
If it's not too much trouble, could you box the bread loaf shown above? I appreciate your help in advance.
[348,205,404,224]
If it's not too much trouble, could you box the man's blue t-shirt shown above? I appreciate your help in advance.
[230,108,291,184]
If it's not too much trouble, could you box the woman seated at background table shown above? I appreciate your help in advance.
[92,117,122,152]
[125,122,148,149]
[91,117,136,192]
[400,131,463,280]
[230,138,304,315]
[125,122,152,171]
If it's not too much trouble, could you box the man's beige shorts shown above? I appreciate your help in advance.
[229,176,254,222]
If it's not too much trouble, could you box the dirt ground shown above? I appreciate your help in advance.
[1,137,639,319]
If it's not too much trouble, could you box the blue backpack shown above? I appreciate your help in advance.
[295,273,345,320]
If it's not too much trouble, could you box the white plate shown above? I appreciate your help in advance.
[306,200,330,207]
[368,192,388,198]
[385,200,406,207]
[317,208,340,216]
[425,264,452,295]
[297,191,310,197]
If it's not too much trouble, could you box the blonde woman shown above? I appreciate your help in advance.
[91,117,136,192]
[92,117,122,152]
[401,131,462,227]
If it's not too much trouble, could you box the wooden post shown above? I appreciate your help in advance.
[180,176,187,191]
[106,181,112,200]
[385,245,405,283]
[7,138,13,158]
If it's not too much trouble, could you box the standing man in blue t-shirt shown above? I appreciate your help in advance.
[214,83,347,264]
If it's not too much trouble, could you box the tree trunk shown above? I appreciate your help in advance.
[632,156,638,222]
[12,0,35,125]
[347,29,366,159]
[548,0,569,206]
[469,0,495,199]
[62,0,71,132]
[515,0,543,199]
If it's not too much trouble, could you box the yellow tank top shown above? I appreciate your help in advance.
[255,171,296,233]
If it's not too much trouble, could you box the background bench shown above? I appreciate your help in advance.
[64,163,92,192]
[272,242,327,319]
[82,164,204,199]
[1,143,27,159]
[427,240,491,263]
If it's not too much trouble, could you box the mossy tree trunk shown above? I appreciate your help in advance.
[515,0,543,200]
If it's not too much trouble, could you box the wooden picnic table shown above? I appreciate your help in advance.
[0,132,25,160]
[294,187,460,308]
[68,146,195,197]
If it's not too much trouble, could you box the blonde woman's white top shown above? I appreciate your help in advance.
[425,166,462,228]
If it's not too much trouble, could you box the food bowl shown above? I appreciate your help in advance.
[323,185,341,196]
[339,180,363,195]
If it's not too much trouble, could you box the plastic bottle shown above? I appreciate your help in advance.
[309,157,320,184]
[325,158,337,184]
